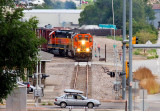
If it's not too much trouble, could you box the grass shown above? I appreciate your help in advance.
[133,49,158,59]
[47,101,53,105]
[133,67,160,94]
[107,36,123,41]
[133,49,141,55]
[41,102,46,105]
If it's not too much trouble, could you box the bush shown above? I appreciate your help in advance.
[41,102,46,105]
[133,67,160,94]
[135,30,157,44]
[147,56,155,59]
[133,49,141,55]
[140,79,159,94]
[155,55,159,58]
[48,101,53,105]
[133,67,155,80]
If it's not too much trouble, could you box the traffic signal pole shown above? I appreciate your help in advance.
[133,44,160,48]
[129,0,133,110]
[122,0,126,100]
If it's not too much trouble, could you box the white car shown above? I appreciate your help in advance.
[54,89,101,108]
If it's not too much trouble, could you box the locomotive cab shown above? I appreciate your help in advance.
[48,30,72,56]
[73,34,93,61]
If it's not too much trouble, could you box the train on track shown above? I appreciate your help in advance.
[36,27,93,61]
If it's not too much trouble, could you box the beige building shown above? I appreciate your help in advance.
[23,9,82,28]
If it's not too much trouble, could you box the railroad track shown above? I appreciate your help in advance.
[71,62,92,98]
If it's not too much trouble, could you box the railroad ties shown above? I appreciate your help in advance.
[70,62,92,98]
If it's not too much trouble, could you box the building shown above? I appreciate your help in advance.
[23,9,82,28]
[152,4,160,29]
[52,0,81,6]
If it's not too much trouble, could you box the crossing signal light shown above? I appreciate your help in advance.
[126,61,129,78]
[109,72,115,78]
[132,36,138,44]
[121,44,129,49]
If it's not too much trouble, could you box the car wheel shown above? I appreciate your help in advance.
[87,102,94,108]
[60,102,66,108]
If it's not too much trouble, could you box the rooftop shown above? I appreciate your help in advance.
[152,4,160,9]
[23,9,82,14]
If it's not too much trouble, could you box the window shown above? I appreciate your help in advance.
[85,35,89,37]
[52,34,55,38]
[89,38,92,42]
[65,94,73,99]
[75,95,83,100]
[78,35,82,37]
[75,37,78,42]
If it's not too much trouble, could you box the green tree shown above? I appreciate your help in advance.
[135,30,157,44]
[79,0,155,29]
[0,1,45,103]
[64,1,76,9]
[53,1,64,9]
[34,3,53,9]
[35,0,77,9]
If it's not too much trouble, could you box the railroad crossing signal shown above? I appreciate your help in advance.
[109,72,115,78]
[122,36,138,49]
[125,61,129,78]
[132,36,138,44]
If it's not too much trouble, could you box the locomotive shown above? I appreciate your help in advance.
[37,27,93,61]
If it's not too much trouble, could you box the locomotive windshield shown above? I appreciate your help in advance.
[55,33,67,38]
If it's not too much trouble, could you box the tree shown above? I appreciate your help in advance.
[64,1,76,9]
[35,0,77,9]
[53,1,64,9]
[135,30,157,44]
[0,1,45,103]
[79,0,155,29]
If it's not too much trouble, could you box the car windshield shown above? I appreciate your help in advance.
[81,95,87,99]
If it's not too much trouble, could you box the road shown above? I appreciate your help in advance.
[26,102,127,111]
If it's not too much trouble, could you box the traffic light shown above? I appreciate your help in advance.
[109,72,115,78]
[121,44,129,49]
[125,61,129,78]
[132,36,138,44]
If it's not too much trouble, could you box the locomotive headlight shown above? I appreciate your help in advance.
[77,48,80,52]
[86,48,90,52]
[82,40,85,45]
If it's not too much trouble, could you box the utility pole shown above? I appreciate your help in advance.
[80,0,82,8]
[129,0,133,110]
[122,0,126,100]
[105,44,106,62]
[35,60,39,107]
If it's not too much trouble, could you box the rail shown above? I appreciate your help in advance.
[73,64,79,89]
[73,62,90,97]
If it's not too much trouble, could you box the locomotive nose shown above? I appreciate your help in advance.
[82,40,85,45]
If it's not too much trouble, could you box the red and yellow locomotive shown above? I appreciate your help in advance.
[37,27,93,61]
[48,30,72,56]
[73,33,93,61]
